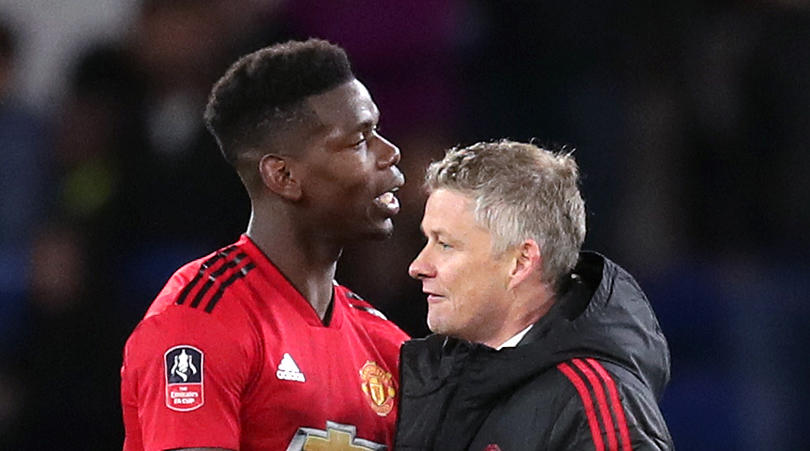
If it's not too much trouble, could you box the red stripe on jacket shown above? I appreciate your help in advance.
[573,358,619,450]
[586,358,632,451]
[557,362,605,451]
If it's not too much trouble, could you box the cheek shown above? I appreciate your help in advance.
[459,264,509,312]
[427,254,512,338]
[309,157,369,190]
[334,175,374,207]
[440,277,479,321]
[311,175,369,212]
[457,261,504,295]
[441,260,488,302]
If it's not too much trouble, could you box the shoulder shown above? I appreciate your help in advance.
[549,358,673,450]
[121,300,263,409]
[336,285,385,318]
[336,285,409,342]
[125,245,262,367]
[124,303,254,371]
[142,242,259,318]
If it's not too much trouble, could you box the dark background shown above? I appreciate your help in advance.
[1,1,808,449]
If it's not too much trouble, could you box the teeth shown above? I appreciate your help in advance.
[375,191,400,211]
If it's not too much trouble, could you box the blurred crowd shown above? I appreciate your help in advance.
[0,1,808,449]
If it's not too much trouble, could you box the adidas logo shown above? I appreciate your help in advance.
[276,353,305,382]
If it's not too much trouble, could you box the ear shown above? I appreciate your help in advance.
[258,154,303,201]
[507,239,542,290]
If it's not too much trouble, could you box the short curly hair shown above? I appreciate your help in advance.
[204,39,354,163]
[426,139,586,287]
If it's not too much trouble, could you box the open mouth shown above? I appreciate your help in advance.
[373,187,401,215]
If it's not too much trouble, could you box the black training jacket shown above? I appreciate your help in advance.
[395,252,674,451]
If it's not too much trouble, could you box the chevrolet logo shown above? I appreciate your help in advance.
[286,421,386,451]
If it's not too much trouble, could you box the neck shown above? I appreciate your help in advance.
[483,283,555,348]
[246,208,342,320]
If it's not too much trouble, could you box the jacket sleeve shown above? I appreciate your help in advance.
[547,360,673,450]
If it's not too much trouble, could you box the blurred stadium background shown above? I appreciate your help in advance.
[0,0,808,449]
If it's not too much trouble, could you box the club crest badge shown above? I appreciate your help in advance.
[164,345,204,411]
[359,361,396,416]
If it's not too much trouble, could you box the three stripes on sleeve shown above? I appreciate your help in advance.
[175,246,255,314]
[557,358,632,451]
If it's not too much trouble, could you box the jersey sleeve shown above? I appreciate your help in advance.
[121,305,257,451]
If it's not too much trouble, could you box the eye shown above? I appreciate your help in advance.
[352,134,368,148]
[437,240,452,250]
[351,125,379,148]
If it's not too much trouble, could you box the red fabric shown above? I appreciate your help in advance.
[122,235,408,451]
[587,358,633,451]
[557,362,605,451]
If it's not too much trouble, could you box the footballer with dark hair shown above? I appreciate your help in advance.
[121,39,408,451]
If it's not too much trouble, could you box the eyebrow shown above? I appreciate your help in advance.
[419,224,449,239]
[355,104,380,132]
[357,118,376,132]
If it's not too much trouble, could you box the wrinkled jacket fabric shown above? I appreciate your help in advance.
[395,252,673,450]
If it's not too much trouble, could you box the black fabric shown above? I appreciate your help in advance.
[395,252,674,450]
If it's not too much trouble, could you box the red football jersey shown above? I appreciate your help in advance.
[121,235,409,450]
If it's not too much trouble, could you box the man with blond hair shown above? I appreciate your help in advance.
[396,140,673,450]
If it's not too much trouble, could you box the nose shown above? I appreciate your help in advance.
[374,131,401,169]
[408,245,434,280]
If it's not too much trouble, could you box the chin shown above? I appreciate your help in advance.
[371,227,394,240]
[333,216,394,242]
[426,313,449,336]
[363,220,395,241]
[342,227,393,244]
